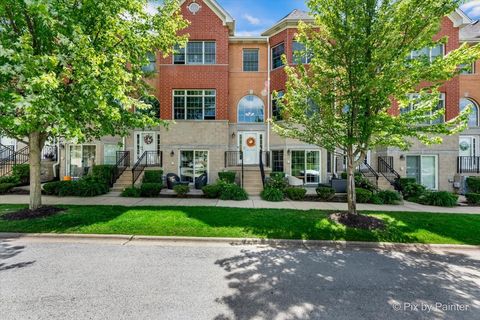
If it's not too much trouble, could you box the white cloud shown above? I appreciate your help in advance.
[461,0,480,11]
[243,14,261,25]
[236,29,264,36]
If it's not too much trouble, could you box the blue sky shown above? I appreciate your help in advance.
[149,1,480,36]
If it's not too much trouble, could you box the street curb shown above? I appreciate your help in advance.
[1,232,479,250]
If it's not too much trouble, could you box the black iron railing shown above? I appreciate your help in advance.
[378,156,401,190]
[457,156,480,174]
[42,145,58,161]
[111,151,130,186]
[224,151,244,188]
[0,145,29,178]
[259,151,271,187]
[357,159,379,188]
[131,151,163,185]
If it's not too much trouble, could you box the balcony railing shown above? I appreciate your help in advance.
[457,156,480,174]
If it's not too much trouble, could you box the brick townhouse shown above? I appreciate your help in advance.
[2,0,480,194]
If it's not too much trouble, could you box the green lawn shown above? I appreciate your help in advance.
[0,204,479,245]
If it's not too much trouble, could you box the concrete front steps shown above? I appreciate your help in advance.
[377,175,396,191]
[111,169,140,192]
[242,167,270,196]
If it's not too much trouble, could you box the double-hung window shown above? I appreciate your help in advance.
[173,90,216,120]
[174,41,216,65]
[410,44,444,62]
[403,93,445,124]
[272,43,285,69]
[243,49,259,72]
[142,52,156,73]
[292,41,311,64]
[460,62,475,75]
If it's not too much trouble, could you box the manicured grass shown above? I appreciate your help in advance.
[0,204,479,245]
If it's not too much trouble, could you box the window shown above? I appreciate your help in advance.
[327,151,333,174]
[403,93,445,124]
[68,145,96,178]
[243,49,259,72]
[272,91,284,121]
[142,52,156,73]
[272,43,285,69]
[173,90,216,120]
[272,150,284,172]
[174,41,216,65]
[238,95,264,123]
[291,150,321,184]
[292,41,311,64]
[180,150,208,184]
[410,44,444,62]
[406,155,438,190]
[460,98,479,127]
[104,144,121,165]
[460,62,475,75]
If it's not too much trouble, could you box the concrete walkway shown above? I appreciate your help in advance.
[1,193,480,214]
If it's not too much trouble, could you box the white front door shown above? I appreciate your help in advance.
[459,136,477,157]
[239,132,263,165]
[135,132,158,161]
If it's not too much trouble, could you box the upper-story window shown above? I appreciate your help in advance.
[272,43,285,70]
[173,90,216,120]
[174,41,216,65]
[238,95,264,123]
[292,41,311,64]
[402,93,445,124]
[243,49,259,72]
[142,52,156,73]
[460,98,479,127]
[460,62,475,75]
[410,44,444,62]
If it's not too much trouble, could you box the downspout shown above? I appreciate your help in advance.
[267,40,271,152]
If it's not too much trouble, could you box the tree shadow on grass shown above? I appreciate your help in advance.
[0,238,34,271]
[213,246,480,319]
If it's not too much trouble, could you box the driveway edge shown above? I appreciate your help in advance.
[1,232,479,250]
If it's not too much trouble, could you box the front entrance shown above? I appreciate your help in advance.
[239,132,264,165]
[135,132,159,162]
[459,136,477,157]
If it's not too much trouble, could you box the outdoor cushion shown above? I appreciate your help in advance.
[194,173,208,190]
[166,173,181,189]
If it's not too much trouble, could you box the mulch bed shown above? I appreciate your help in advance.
[2,206,65,221]
[329,212,386,230]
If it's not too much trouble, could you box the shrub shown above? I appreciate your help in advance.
[121,187,141,198]
[91,165,116,185]
[402,183,427,200]
[0,175,20,184]
[218,171,236,183]
[143,170,164,183]
[12,164,29,184]
[140,183,163,197]
[418,191,458,207]
[285,187,307,201]
[261,188,284,202]
[174,184,190,197]
[316,186,335,201]
[340,172,348,179]
[466,177,480,194]
[465,193,480,205]
[219,182,249,201]
[74,178,109,197]
[202,184,221,199]
[43,181,65,195]
[0,183,16,194]
[265,172,288,192]
[57,181,77,197]
[356,188,373,203]
[377,190,402,205]
[397,178,417,191]
[370,194,384,205]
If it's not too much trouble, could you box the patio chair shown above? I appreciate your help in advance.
[166,173,188,189]
[194,173,208,190]
[287,175,304,187]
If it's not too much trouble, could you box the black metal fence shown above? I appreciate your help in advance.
[457,156,480,174]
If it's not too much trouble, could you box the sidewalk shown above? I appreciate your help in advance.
[1,193,479,214]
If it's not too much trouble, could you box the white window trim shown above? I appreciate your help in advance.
[271,42,285,70]
[290,149,322,185]
[237,95,265,123]
[406,154,439,190]
[242,48,259,72]
[172,89,216,120]
[66,144,97,177]
[460,62,476,75]
[459,136,479,157]
[178,150,209,185]
[406,92,446,124]
[410,44,445,62]
[174,41,216,65]
[292,41,311,65]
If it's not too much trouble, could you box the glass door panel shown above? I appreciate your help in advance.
[194,151,208,184]
[421,156,437,190]
[180,151,194,183]
[69,145,83,178]
[291,151,305,181]
[406,156,421,184]
[305,151,320,184]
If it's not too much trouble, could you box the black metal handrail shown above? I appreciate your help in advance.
[111,151,130,186]
[358,160,379,179]
[0,145,29,178]
[378,156,401,189]
[131,151,163,185]
[457,156,480,174]
[224,151,244,188]
[259,151,270,187]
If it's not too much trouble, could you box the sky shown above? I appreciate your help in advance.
[149,1,480,37]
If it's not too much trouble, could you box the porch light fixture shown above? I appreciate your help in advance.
[170,150,175,157]
[231,132,236,139]
[400,154,405,160]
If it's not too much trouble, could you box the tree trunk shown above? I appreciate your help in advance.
[346,147,358,215]
[29,132,44,210]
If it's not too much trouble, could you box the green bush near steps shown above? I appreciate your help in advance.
[121,187,141,198]
[12,164,30,185]
[0,175,20,184]
[140,183,163,197]
[143,170,164,183]
[377,190,402,205]
[202,184,222,199]
[260,188,284,202]
[418,191,458,208]
[316,186,335,201]
[173,184,190,197]
[285,187,307,201]
[466,177,480,194]
[0,183,16,194]
[91,165,116,185]
[355,188,373,203]
[465,193,480,205]
[218,171,236,183]
[201,180,249,201]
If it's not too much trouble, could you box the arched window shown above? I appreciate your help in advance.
[238,95,264,123]
[460,98,479,127]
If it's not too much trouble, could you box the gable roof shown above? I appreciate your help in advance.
[180,0,235,35]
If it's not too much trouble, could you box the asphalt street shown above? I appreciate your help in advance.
[1,237,479,320]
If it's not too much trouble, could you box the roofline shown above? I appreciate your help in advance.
[448,8,472,27]
[261,18,314,37]
[180,0,235,35]
[229,36,268,43]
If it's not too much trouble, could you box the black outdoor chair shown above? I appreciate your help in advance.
[195,173,208,190]
[166,173,186,189]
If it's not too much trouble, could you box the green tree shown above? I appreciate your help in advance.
[0,0,188,210]
[273,0,480,215]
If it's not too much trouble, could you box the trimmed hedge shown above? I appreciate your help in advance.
[218,181,249,201]
[418,191,458,207]
[466,193,480,205]
[0,183,16,194]
[316,186,335,201]
[43,181,65,195]
[261,188,284,202]
[0,175,20,184]
[12,164,29,184]
[397,178,417,191]
[285,187,307,201]
[44,177,110,197]
[356,188,373,203]
[91,165,116,185]
[402,183,427,200]
[466,177,480,194]
[202,184,221,199]
[143,170,164,183]
[121,187,141,198]
[140,183,162,197]
[174,184,190,197]
[218,171,236,183]
[377,190,402,205]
